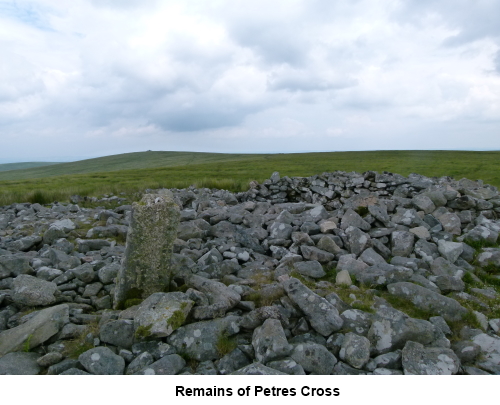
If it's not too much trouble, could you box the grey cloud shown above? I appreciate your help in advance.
[494,50,500,74]
[392,0,500,45]
[230,22,309,67]
[268,70,356,92]
[0,52,45,102]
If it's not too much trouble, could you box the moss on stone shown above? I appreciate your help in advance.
[123,298,143,309]
[135,324,153,340]
[167,310,186,330]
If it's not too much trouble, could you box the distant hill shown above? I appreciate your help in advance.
[0,162,60,173]
[0,151,263,181]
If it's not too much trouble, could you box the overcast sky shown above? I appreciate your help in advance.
[0,0,499,163]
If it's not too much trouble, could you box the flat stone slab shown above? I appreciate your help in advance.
[0,352,41,375]
[387,282,468,322]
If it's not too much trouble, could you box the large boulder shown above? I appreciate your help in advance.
[167,316,240,362]
[0,304,69,356]
[282,277,343,336]
[252,318,292,364]
[11,275,58,307]
[133,292,194,338]
[387,282,468,322]
[402,341,460,375]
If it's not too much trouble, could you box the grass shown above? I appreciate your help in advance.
[1,150,500,206]
[216,333,237,357]
[63,320,100,359]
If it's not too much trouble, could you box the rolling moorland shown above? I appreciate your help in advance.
[0,162,59,173]
[0,150,498,206]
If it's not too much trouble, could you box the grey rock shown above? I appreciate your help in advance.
[167,316,240,362]
[300,245,334,263]
[437,240,463,263]
[293,260,325,279]
[70,263,95,284]
[217,348,251,375]
[438,212,461,235]
[451,341,481,364]
[187,275,240,320]
[126,351,155,375]
[0,254,33,278]
[100,319,135,349]
[412,194,436,214]
[340,309,372,336]
[135,354,185,375]
[0,352,41,375]
[345,226,371,256]
[339,332,370,369]
[282,277,343,336]
[402,341,460,375]
[472,333,500,374]
[340,209,371,231]
[133,292,194,338]
[37,351,64,368]
[231,362,287,375]
[391,231,415,257]
[367,306,435,355]
[79,346,125,375]
[76,238,111,253]
[114,193,180,309]
[252,318,292,363]
[47,359,82,375]
[359,248,386,266]
[266,358,305,375]
[0,304,69,356]
[365,351,402,371]
[387,282,468,322]
[290,342,338,374]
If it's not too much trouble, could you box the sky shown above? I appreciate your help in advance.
[0,0,499,163]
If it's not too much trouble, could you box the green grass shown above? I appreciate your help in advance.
[1,150,500,206]
[216,333,237,357]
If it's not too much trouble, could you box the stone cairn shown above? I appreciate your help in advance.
[0,170,500,375]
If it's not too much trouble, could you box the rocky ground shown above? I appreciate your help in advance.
[1,170,500,375]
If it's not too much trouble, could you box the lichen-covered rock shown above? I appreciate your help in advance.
[339,332,371,369]
[134,354,185,375]
[12,274,58,307]
[167,316,240,362]
[252,318,292,364]
[187,275,240,320]
[290,342,338,374]
[114,193,180,309]
[133,292,194,338]
[387,282,468,322]
[79,346,125,375]
[0,352,41,375]
[282,277,343,336]
[402,341,460,375]
[367,306,435,355]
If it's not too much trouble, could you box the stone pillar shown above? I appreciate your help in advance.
[113,192,180,309]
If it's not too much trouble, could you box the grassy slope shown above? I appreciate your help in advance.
[0,151,263,181]
[0,162,60,172]
[0,150,499,206]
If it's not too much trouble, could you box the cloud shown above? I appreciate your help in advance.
[0,0,499,162]
[392,0,500,46]
[0,1,55,31]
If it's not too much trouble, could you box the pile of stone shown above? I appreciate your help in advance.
[1,170,500,375]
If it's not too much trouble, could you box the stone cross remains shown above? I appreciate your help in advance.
[113,192,180,309]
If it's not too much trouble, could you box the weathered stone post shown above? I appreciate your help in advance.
[113,192,180,309]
